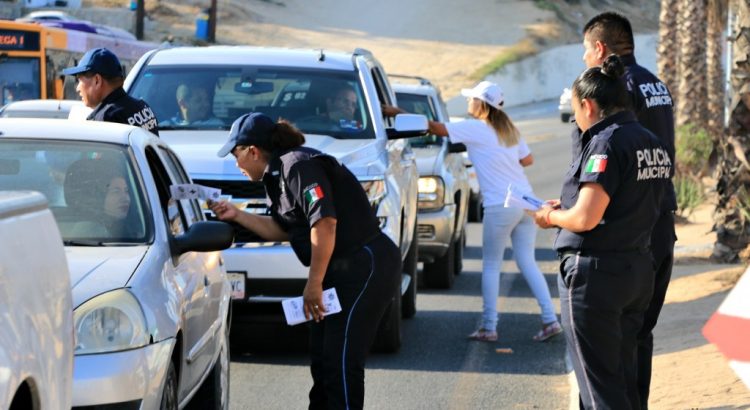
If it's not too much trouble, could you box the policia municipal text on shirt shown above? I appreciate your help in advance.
[208,112,401,410]
[531,55,670,409]
[61,47,159,136]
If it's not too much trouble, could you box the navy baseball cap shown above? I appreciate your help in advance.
[217,112,277,157]
[61,48,124,77]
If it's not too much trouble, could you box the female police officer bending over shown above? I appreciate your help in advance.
[210,112,401,410]
[531,56,671,409]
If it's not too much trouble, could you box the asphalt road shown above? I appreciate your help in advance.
[228,102,575,409]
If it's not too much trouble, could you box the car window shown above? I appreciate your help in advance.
[0,140,151,243]
[158,146,202,225]
[396,92,442,147]
[129,65,375,139]
[145,147,187,236]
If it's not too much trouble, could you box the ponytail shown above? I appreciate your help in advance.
[475,101,520,146]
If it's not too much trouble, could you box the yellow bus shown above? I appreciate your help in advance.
[0,20,157,105]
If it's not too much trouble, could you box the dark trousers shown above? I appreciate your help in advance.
[308,233,401,410]
[637,212,676,408]
[559,251,655,410]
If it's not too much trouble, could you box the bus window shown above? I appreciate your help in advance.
[0,58,41,104]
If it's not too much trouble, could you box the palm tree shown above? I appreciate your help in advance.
[714,0,750,262]
[658,0,680,95]
[676,0,709,128]
[707,0,729,141]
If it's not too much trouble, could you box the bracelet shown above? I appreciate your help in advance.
[545,209,555,225]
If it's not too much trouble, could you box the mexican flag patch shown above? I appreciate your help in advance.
[304,184,324,205]
[585,154,608,173]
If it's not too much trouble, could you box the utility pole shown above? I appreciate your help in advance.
[208,0,217,43]
[135,0,145,40]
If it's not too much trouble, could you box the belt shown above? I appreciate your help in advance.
[557,248,649,259]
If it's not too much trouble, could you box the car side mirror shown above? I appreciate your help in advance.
[172,221,234,256]
[448,142,466,153]
[386,113,428,139]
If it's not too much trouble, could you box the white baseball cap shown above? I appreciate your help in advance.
[461,81,504,109]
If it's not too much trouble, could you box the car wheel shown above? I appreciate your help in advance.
[422,238,456,289]
[371,286,402,353]
[160,361,178,410]
[561,113,571,123]
[453,229,465,275]
[468,193,483,223]
[401,226,418,319]
[187,320,230,410]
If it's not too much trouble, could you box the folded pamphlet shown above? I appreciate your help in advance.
[282,287,342,326]
[504,185,544,211]
[170,183,222,201]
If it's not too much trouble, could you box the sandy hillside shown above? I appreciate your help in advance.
[89,0,659,98]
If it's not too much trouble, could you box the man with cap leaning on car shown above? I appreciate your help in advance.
[62,47,159,136]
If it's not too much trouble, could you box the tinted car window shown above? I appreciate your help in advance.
[396,92,441,146]
[129,66,375,139]
[0,140,151,243]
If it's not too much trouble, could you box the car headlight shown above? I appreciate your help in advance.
[74,289,148,355]
[418,176,445,211]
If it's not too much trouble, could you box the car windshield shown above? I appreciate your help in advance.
[0,140,151,244]
[129,65,375,139]
[396,91,441,147]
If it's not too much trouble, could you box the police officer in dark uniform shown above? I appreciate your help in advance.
[532,56,671,409]
[62,48,159,136]
[578,13,677,407]
[209,112,401,410]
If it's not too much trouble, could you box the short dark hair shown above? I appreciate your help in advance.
[572,55,630,118]
[583,12,634,56]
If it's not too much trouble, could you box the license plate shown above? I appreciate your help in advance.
[228,272,245,300]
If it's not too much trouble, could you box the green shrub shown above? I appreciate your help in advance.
[675,123,712,177]
[675,176,705,218]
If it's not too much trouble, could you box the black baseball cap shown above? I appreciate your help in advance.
[61,48,124,77]
[217,112,277,157]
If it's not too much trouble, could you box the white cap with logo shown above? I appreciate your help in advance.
[461,81,504,109]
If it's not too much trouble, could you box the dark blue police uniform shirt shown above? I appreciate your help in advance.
[262,146,380,266]
[88,88,159,136]
[620,53,676,212]
[555,111,671,253]
[569,54,676,212]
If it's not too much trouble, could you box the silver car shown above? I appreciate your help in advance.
[0,118,234,409]
[392,77,470,289]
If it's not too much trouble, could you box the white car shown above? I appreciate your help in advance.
[0,99,88,119]
[0,118,234,409]
[125,46,425,352]
[392,76,470,289]
[559,87,573,123]
[0,191,73,410]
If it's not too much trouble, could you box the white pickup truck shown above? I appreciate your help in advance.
[125,46,426,352]
[0,191,73,410]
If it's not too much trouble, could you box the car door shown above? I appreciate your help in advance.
[144,147,214,396]
[159,146,226,369]
[371,66,418,253]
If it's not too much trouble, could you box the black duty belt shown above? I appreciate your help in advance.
[557,248,650,259]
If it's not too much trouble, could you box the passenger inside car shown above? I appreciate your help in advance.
[63,157,140,238]
[159,83,223,127]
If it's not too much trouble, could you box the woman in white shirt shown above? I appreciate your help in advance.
[385,81,561,342]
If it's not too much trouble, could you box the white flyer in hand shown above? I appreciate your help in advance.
[170,184,222,201]
[504,184,544,211]
[282,288,342,326]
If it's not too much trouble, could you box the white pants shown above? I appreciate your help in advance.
[481,205,557,330]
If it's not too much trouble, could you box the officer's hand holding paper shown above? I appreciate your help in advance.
[282,288,342,326]
[504,184,544,211]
